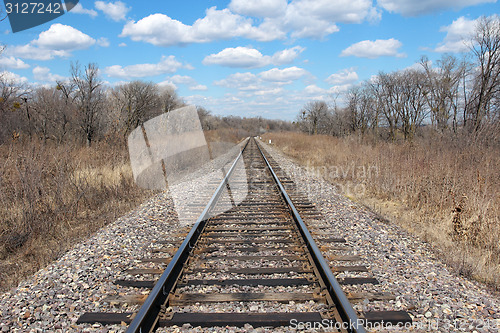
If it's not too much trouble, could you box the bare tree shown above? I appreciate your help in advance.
[346,83,377,136]
[467,16,500,131]
[113,81,160,136]
[373,72,402,140]
[158,86,184,113]
[398,69,428,140]
[420,55,466,132]
[0,72,27,142]
[71,62,104,147]
[28,86,75,143]
[298,100,330,135]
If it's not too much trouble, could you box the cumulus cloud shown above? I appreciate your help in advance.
[340,38,406,58]
[33,66,66,82]
[259,66,309,82]
[202,46,304,68]
[97,37,110,47]
[214,72,262,90]
[95,1,130,21]
[325,68,359,85]
[121,1,379,46]
[0,71,28,84]
[163,75,208,91]
[34,23,95,50]
[0,56,30,69]
[229,0,287,17]
[104,55,189,78]
[377,0,496,16]
[434,16,477,53]
[5,24,96,60]
[121,8,267,46]
[260,0,379,39]
[69,3,98,17]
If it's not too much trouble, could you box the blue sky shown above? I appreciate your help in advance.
[0,0,498,120]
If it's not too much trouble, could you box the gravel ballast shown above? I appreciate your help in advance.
[0,139,499,332]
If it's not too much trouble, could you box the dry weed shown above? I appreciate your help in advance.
[264,131,500,288]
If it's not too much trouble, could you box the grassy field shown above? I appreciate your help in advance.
[0,128,246,292]
[0,139,153,291]
[263,132,500,289]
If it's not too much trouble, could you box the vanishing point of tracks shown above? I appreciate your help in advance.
[78,137,411,332]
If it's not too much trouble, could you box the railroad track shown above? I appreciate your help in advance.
[78,137,411,332]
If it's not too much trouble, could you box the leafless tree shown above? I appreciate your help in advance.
[346,83,377,136]
[113,81,160,136]
[159,86,184,113]
[26,85,77,143]
[71,62,104,146]
[0,72,27,142]
[298,100,330,135]
[467,16,500,131]
[397,69,428,140]
[420,55,466,132]
[373,72,402,140]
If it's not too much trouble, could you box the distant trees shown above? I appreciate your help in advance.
[297,15,500,141]
[0,61,293,145]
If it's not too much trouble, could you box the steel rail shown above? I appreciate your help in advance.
[126,138,250,333]
[255,139,366,333]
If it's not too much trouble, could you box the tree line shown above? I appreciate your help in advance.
[297,16,500,141]
[0,62,293,146]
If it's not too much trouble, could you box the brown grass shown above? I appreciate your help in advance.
[263,131,500,289]
[0,139,153,291]
[0,128,246,292]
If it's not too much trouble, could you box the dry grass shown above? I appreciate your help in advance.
[0,139,153,291]
[263,131,500,289]
[0,129,246,292]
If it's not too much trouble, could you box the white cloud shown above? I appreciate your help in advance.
[214,72,261,90]
[259,66,309,82]
[261,0,379,39]
[163,75,207,91]
[304,84,327,95]
[0,71,28,85]
[229,0,287,17]
[272,46,306,64]
[118,42,127,47]
[35,23,96,50]
[203,47,269,68]
[325,68,359,85]
[70,3,98,17]
[5,24,95,60]
[190,84,208,91]
[435,16,477,53]
[32,66,66,82]
[377,0,496,16]
[157,80,178,90]
[203,46,304,68]
[340,38,406,58]
[121,1,379,46]
[121,8,266,46]
[104,55,189,78]
[95,1,130,21]
[168,75,197,85]
[0,56,30,69]
[97,37,110,47]
[5,44,65,60]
